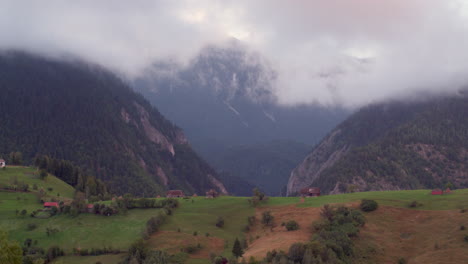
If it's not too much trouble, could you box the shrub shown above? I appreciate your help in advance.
[183,245,200,254]
[464,235,468,243]
[408,201,423,208]
[285,220,299,231]
[26,223,38,231]
[398,257,407,264]
[461,225,466,230]
[193,231,198,236]
[216,216,225,228]
[360,199,378,212]
[261,211,274,226]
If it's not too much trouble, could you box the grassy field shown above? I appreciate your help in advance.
[267,189,468,210]
[1,170,468,264]
[148,196,254,264]
[52,253,125,264]
[0,166,75,199]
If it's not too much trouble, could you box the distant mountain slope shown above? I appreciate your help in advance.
[212,141,311,195]
[133,43,348,194]
[0,52,226,196]
[288,93,468,195]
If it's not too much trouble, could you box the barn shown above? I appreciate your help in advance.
[300,187,321,197]
[43,202,59,208]
[166,190,185,198]
[431,189,443,195]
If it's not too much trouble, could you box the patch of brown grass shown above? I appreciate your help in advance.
[243,204,322,260]
[357,206,468,263]
[148,231,224,259]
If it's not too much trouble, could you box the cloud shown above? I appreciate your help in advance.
[1,0,468,107]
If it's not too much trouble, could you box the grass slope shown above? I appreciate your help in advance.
[268,189,468,210]
[0,166,75,199]
[149,196,254,264]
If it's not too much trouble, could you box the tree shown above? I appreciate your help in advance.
[39,169,48,180]
[232,238,244,258]
[8,152,23,166]
[0,230,23,264]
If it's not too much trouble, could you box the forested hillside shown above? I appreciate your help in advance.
[288,93,468,195]
[0,51,226,196]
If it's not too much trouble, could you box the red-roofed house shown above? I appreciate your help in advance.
[87,204,94,213]
[431,189,443,195]
[43,202,59,208]
[300,187,321,197]
[166,190,184,198]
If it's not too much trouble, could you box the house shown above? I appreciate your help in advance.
[300,187,321,197]
[166,190,184,198]
[205,189,219,198]
[43,202,59,209]
[431,189,443,195]
[0,159,5,168]
[445,188,451,194]
[87,204,94,213]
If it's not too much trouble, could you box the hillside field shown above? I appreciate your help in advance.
[1,167,467,263]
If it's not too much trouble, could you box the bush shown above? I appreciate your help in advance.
[216,216,225,228]
[261,211,274,226]
[360,199,378,212]
[285,220,299,231]
[398,257,407,264]
[461,225,465,230]
[464,235,468,243]
[408,200,423,208]
[26,223,38,231]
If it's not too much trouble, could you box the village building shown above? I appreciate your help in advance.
[166,190,184,198]
[87,204,94,213]
[300,187,321,197]
[205,189,219,198]
[431,188,443,195]
[0,159,5,168]
[43,202,59,209]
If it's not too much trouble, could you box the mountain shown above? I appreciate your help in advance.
[287,92,468,195]
[133,43,348,193]
[0,51,226,196]
[211,140,311,195]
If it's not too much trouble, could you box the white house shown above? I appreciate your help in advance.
[0,159,5,168]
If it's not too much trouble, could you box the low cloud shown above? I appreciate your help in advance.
[1,0,468,108]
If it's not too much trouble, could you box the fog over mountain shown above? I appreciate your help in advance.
[2,0,468,108]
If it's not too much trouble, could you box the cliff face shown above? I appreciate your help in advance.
[0,51,226,196]
[287,94,468,195]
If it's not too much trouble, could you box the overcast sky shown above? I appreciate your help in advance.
[1,0,468,108]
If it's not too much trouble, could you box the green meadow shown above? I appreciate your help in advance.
[1,167,468,263]
[267,189,468,210]
[0,166,75,199]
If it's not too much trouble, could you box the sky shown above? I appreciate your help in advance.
[1,0,468,108]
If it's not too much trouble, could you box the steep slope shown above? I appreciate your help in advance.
[0,51,226,196]
[288,93,468,195]
[134,43,348,193]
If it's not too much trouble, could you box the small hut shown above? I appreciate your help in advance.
[166,190,184,198]
[205,189,219,198]
[300,187,321,197]
[431,189,443,195]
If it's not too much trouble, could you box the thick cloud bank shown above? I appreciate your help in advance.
[1,0,468,107]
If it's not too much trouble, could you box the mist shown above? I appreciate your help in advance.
[1,0,468,108]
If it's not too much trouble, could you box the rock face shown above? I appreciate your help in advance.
[287,129,350,195]
[287,94,468,195]
[0,51,226,196]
